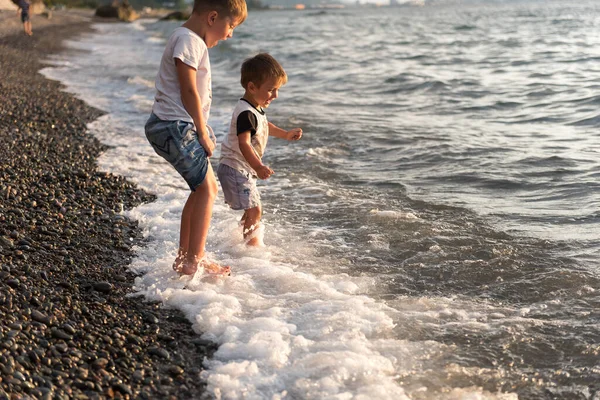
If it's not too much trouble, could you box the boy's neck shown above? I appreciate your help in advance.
[182,13,209,43]
[242,94,262,111]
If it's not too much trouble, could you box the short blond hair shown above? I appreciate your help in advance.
[193,0,247,24]
[241,53,288,90]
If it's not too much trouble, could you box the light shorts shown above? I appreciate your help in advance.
[145,113,208,191]
[217,163,261,211]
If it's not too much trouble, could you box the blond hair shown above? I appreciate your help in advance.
[193,0,247,24]
[241,53,288,90]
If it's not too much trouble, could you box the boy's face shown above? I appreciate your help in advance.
[249,77,281,109]
[206,14,240,48]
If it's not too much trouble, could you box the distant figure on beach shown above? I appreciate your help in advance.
[145,0,247,276]
[17,0,32,36]
[217,53,303,246]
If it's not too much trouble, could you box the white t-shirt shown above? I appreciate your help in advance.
[152,27,212,126]
[219,99,269,176]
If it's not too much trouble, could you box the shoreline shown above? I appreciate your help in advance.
[0,11,213,399]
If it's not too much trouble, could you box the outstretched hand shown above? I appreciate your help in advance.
[286,128,303,141]
[256,164,274,180]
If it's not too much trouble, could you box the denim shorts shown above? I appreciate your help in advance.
[217,163,261,210]
[145,113,208,191]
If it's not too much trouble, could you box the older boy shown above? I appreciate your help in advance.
[217,53,303,246]
[145,0,247,275]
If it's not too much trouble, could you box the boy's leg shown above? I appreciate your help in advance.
[186,163,218,261]
[243,205,262,247]
[172,190,197,271]
[180,163,230,275]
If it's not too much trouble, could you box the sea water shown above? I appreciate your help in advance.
[41,1,600,398]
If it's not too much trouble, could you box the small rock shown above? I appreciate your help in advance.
[6,278,19,288]
[113,383,132,396]
[55,343,68,353]
[167,365,184,376]
[142,312,159,324]
[126,334,144,346]
[132,370,144,382]
[9,322,22,331]
[51,328,73,341]
[93,282,113,293]
[31,310,51,325]
[148,347,170,360]
[93,358,109,369]
[0,236,14,249]
[61,324,76,335]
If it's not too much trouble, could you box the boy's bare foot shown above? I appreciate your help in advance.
[200,260,231,276]
[171,251,189,273]
[179,262,198,276]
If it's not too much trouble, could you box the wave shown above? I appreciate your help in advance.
[567,113,600,126]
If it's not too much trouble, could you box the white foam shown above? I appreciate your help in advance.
[370,208,419,220]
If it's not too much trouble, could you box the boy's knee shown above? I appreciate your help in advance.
[195,175,218,200]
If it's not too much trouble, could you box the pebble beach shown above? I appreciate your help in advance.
[0,10,213,399]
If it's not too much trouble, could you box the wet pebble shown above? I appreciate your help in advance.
[51,328,72,341]
[93,281,113,293]
[167,365,184,376]
[148,347,170,360]
[31,310,50,325]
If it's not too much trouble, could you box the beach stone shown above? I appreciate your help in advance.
[168,365,184,376]
[61,324,76,335]
[141,311,158,324]
[54,343,68,353]
[126,334,144,346]
[0,236,14,249]
[132,369,144,382]
[191,337,215,349]
[6,278,20,288]
[148,347,170,360]
[93,358,109,369]
[8,322,23,330]
[113,383,132,396]
[51,328,72,341]
[31,310,50,325]
[93,281,113,293]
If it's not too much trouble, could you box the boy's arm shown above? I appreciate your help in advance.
[238,131,273,180]
[268,122,302,141]
[175,59,214,157]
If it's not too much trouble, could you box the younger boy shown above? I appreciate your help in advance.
[17,0,32,36]
[217,53,303,246]
[145,0,247,275]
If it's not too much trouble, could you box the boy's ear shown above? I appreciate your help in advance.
[247,81,257,92]
[207,11,218,26]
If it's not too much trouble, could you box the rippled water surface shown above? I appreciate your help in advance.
[43,1,600,398]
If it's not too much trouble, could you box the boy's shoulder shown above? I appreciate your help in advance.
[234,98,264,116]
[169,27,207,49]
